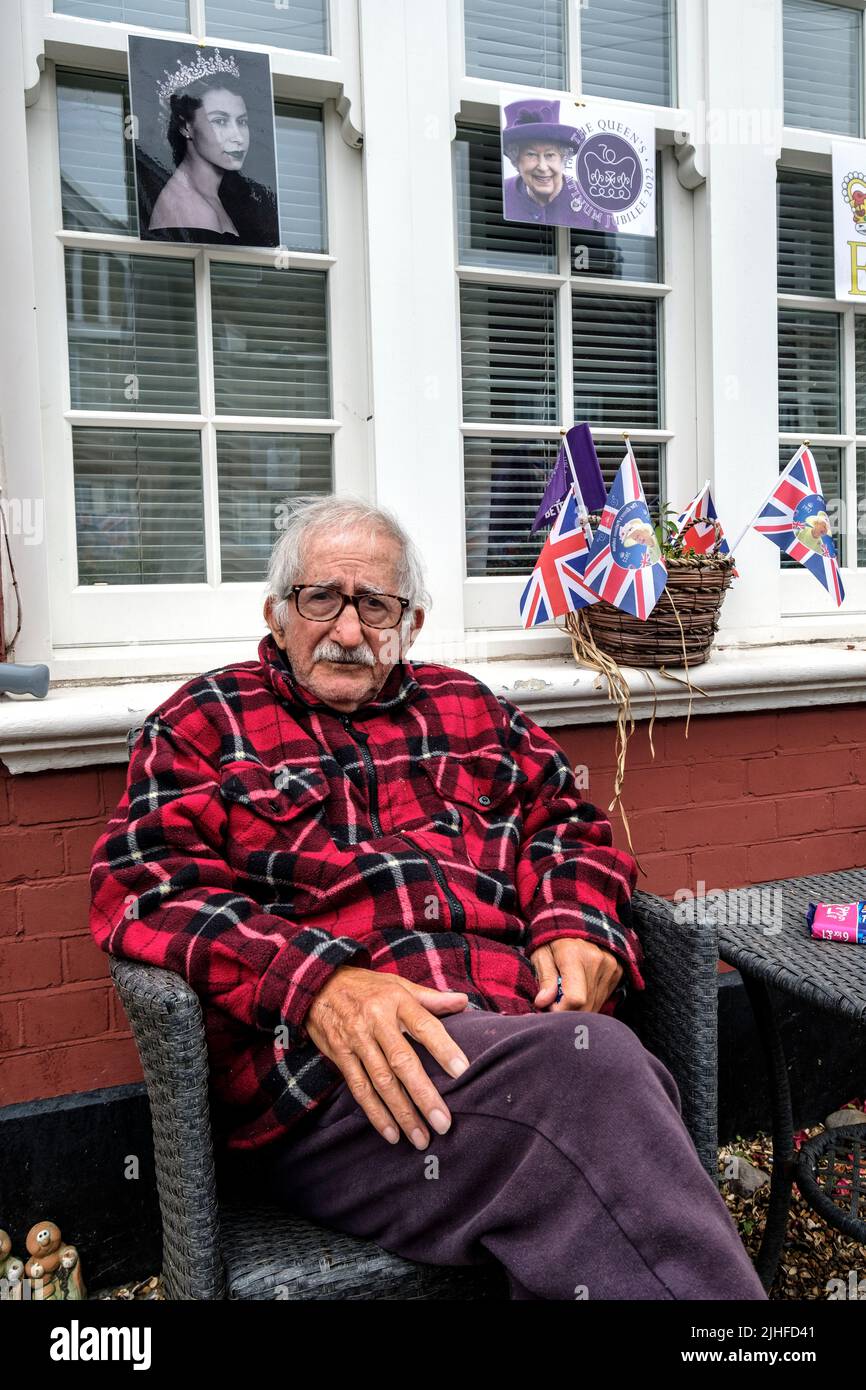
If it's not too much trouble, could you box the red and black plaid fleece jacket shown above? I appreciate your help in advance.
[90,634,645,1152]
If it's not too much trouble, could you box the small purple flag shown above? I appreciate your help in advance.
[532,424,607,532]
[567,423,607,512]
[532,448,570,533]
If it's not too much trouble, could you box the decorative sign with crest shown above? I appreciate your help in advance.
[500,92,656,237]
[832,140,866,301]
[127,34,280,248]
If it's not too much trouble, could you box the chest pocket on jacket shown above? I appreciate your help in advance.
[416,750,527,869]
[219,759,329,826]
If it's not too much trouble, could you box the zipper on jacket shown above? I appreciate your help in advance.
[339,715,384,835]
[339,714,484,1008]
[397,829,485,1010]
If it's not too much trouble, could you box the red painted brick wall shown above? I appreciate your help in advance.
[1,702,864,1110]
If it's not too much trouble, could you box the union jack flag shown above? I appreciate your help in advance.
[519,485,597,628]
[752,446,844,606]
[674,483,739,577]
[582,442,668,620]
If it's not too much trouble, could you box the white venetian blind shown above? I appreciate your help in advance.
[856,316,866,435]
[275,104,328,252]
[777,169,835,298]
[210,264,330,418]
[463,0,567,88]
[204,0,329,52]
[457,123,665,581]
[858,451,866,565]
[461,282,559,423]
[463,437,662,576]
[73,428,206,585]
[580,0,674,107]
[53,0,188,26]
[783,0,863,136]
[777,309,841,434]
[573,294,660,427]
[454,125,557,272]
[218,434,332,581]
[57,72,137,236]
[65,249,199,413]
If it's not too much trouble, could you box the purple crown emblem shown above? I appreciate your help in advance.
[575,132,643,212]
[584,144,637,201]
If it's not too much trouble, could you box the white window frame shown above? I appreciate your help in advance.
[448,0,696,644]
[19,0,370,680]
[777,225,866,616]
[782,0,866,140]
[458,0,679,108]
[778,0,866,619]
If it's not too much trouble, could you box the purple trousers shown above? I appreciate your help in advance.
[248,1009,768,1301]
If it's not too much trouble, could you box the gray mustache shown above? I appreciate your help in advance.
[315,642,376,667]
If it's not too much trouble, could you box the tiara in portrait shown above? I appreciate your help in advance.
[156,48,241,105]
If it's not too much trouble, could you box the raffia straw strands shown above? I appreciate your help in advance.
[560,558,733,869]
[560,609,645,874]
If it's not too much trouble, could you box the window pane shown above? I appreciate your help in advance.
[65,250,199,413]
[778,444,845,568]
[856,317,866,435]
[783,0,862,136]
[581,0,674,107]
[778,310,841,433]
[858,448,866,565]
[464,435,560,575]
[204,0,329,53]
[455,127,557,271]
[463,436,663,577]
[595,439,663,520]
[275,103,328,253]
[53,0,188,27]
[57,71,137,235]
[461,283,558,423]
[210,264,330,418]
[570,153,661,282]
[573,294,660,427]
[218,433,332,581]
[463,0,566,88]
[777,169,834,297]
[73,427,205,584]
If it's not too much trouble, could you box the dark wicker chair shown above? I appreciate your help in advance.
[109,723,720,1298]
[107,883,721,1299]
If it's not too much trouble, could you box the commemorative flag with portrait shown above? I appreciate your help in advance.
[748,445,844,606]
[519,484,597,628]
[582,441,668,620]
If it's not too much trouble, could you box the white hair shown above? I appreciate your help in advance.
[265,493,432,642]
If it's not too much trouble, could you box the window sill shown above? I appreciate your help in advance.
[1,639,865,774]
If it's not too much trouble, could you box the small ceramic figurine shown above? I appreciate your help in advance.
[2,1257,25,1300]
[56,1245,86,1300]
[24,1220,65,1300]
[0,1231,26,1299]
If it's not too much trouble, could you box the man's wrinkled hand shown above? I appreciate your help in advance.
[530,937,623,1014]
[303,965,472,1151]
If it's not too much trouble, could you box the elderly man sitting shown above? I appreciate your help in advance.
[90,495,766,1302]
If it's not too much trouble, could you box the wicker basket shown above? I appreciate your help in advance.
[580,556,735,668]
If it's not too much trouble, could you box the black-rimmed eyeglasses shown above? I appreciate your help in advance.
[289,584,410,629]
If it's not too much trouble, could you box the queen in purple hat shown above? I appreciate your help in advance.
[501,97,616,233]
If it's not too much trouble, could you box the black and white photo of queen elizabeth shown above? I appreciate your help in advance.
[127,35,281,248]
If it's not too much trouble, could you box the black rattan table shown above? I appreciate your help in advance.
[714,868,866,1291]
